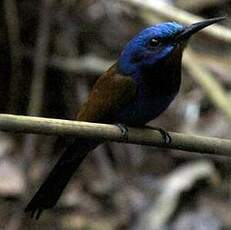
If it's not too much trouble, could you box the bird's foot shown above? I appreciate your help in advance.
[144,125,172,144]
[116,123,129,142]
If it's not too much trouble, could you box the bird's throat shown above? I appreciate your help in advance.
[141,50,183,96]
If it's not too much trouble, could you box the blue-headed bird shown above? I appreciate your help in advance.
[25,17,225,219]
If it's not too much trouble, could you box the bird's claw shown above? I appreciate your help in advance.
[116,123,129,142]
[145,126,172,144]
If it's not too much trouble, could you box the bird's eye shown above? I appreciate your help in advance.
[149,38,159,47]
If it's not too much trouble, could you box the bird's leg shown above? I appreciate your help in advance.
[116,123,129,142]
[115,124,171,144]
[144,125,172,144]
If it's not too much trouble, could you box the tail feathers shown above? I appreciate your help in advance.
[25,138,98,219]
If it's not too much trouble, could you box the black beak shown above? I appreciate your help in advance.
[175,17,226,42]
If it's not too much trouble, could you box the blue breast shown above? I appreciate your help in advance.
[116,81,177,126]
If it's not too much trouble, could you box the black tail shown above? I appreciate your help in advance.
[25,138,99,219]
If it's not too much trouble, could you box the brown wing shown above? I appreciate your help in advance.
[77,64,137,122]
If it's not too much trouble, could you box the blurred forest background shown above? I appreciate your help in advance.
[0,0,231,229]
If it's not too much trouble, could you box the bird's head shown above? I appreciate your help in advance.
[118,17,225,75]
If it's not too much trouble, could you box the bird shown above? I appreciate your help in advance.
[25,17,225,219]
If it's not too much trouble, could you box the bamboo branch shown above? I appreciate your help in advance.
[28,0,53,116]
[183,50,231,122]
[4,0,23,113]
[49,54,113,74]
[0,114,231,156]
[123,0,231,43]
[134,161,219,230]
[175,0,228,11]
